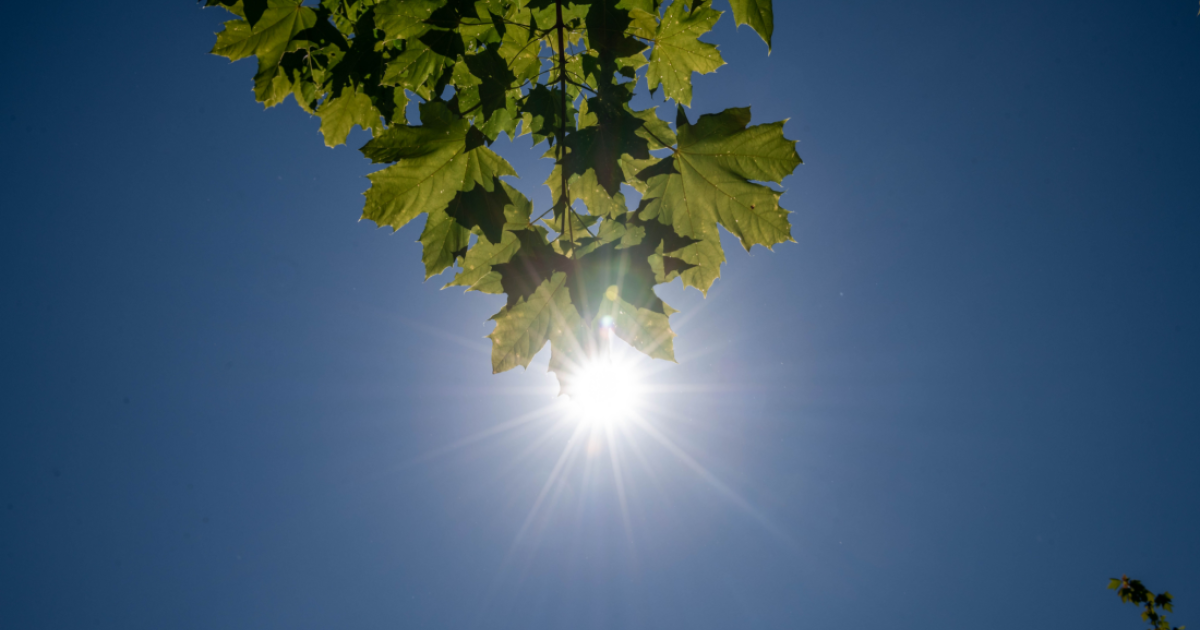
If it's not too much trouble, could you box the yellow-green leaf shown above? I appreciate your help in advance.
[489,272,583,374]
[418,209,471,279]
[360,103,516,231]
[317,87,383,147]
[645,0,724,106]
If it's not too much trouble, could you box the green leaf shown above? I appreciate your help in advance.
[573,240,664,317]
[374,0,439,41]
[645,0,724,106]
[630,105,677,149]
[637,171,724,292]
[361,103,516,231]
[643,106,799,248]
[211,0,316,64]
[381,32,461,99]
[418,209,471,278]
[203,0,246,18]
[445,229,523,294]
[584,0,649,59]
[604,298,676,361]
[486,225,675,371]
[442,181,534,291]
[317,87,383,147]
[461,46,519,122]
[489,271,583,373]
[545,210,603,246]
[561,90,651,195]
[520,85,576,146]
[243,0,268,26]
[211,0,320,109]
[444,177,516,244]
[492,229,573,307]
[624,6,659,40]
[546,167,631,219]
[729,0,774,50]
[497,11,542,83]
[636,106,799,293]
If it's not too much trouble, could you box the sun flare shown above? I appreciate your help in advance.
[565,357,642,425]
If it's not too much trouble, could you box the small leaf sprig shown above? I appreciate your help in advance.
[1110,575,1185,630]
[203,0,799,391]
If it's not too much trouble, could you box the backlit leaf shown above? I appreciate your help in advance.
[489,271,583,373]
[418,209,471,278]
[645,0,724,106]
[317,86,383,147]
[361,102,515,231]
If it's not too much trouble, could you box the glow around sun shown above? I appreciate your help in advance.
[563,354,643,425]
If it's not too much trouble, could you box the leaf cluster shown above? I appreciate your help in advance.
[204,0,798,390]
[1110,576,1186,630]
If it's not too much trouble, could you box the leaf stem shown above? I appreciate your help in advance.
[565,78,597,95]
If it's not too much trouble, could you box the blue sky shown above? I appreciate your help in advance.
[1,1,1198,628]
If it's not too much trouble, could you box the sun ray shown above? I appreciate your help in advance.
[395,405,559,471]
[627,414,798,550]
[494,410,576,478]
[512,420,589,546]
[605,422,636,549]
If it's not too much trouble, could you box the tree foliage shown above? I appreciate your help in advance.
[1111,576,1186,630]
[203,0,799,390]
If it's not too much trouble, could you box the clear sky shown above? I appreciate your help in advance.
[2,1,1198,628]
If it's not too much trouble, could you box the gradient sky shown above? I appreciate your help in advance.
[2,1,1198,629]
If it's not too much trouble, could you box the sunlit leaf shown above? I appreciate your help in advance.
[645,0,724,106]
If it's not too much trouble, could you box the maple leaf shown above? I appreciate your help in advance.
[492,229,574,308]
[604,298,677,362]
[497,10,542,83]
[545,105,673,219]
[211,0,320,107]
[444,230,524,295]
[489,271,584,373]
[321,6,401,130]
[381,31,462,100]
[638,106,800,293]
[645,0,724,106]
[374,0,438,42]
[417,169,525,283]
[360,102,516,231]
[317,87,383,147]
[573,240,664,316]
[561,88,651,196]
[440,182,534,291]
[520,84,576,146]
[584,0,649,60]
[211,0,316,64]
[418,208,471,279]
[444,177,517,244]
[546,166,630,220]
[488,225,674,371]
[459,46,519,124]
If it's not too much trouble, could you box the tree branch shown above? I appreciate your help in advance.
[555,0,574,256]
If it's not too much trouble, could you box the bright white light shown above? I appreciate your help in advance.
[567,358,640,425]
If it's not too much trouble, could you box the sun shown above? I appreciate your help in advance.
[564,356,642,425]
